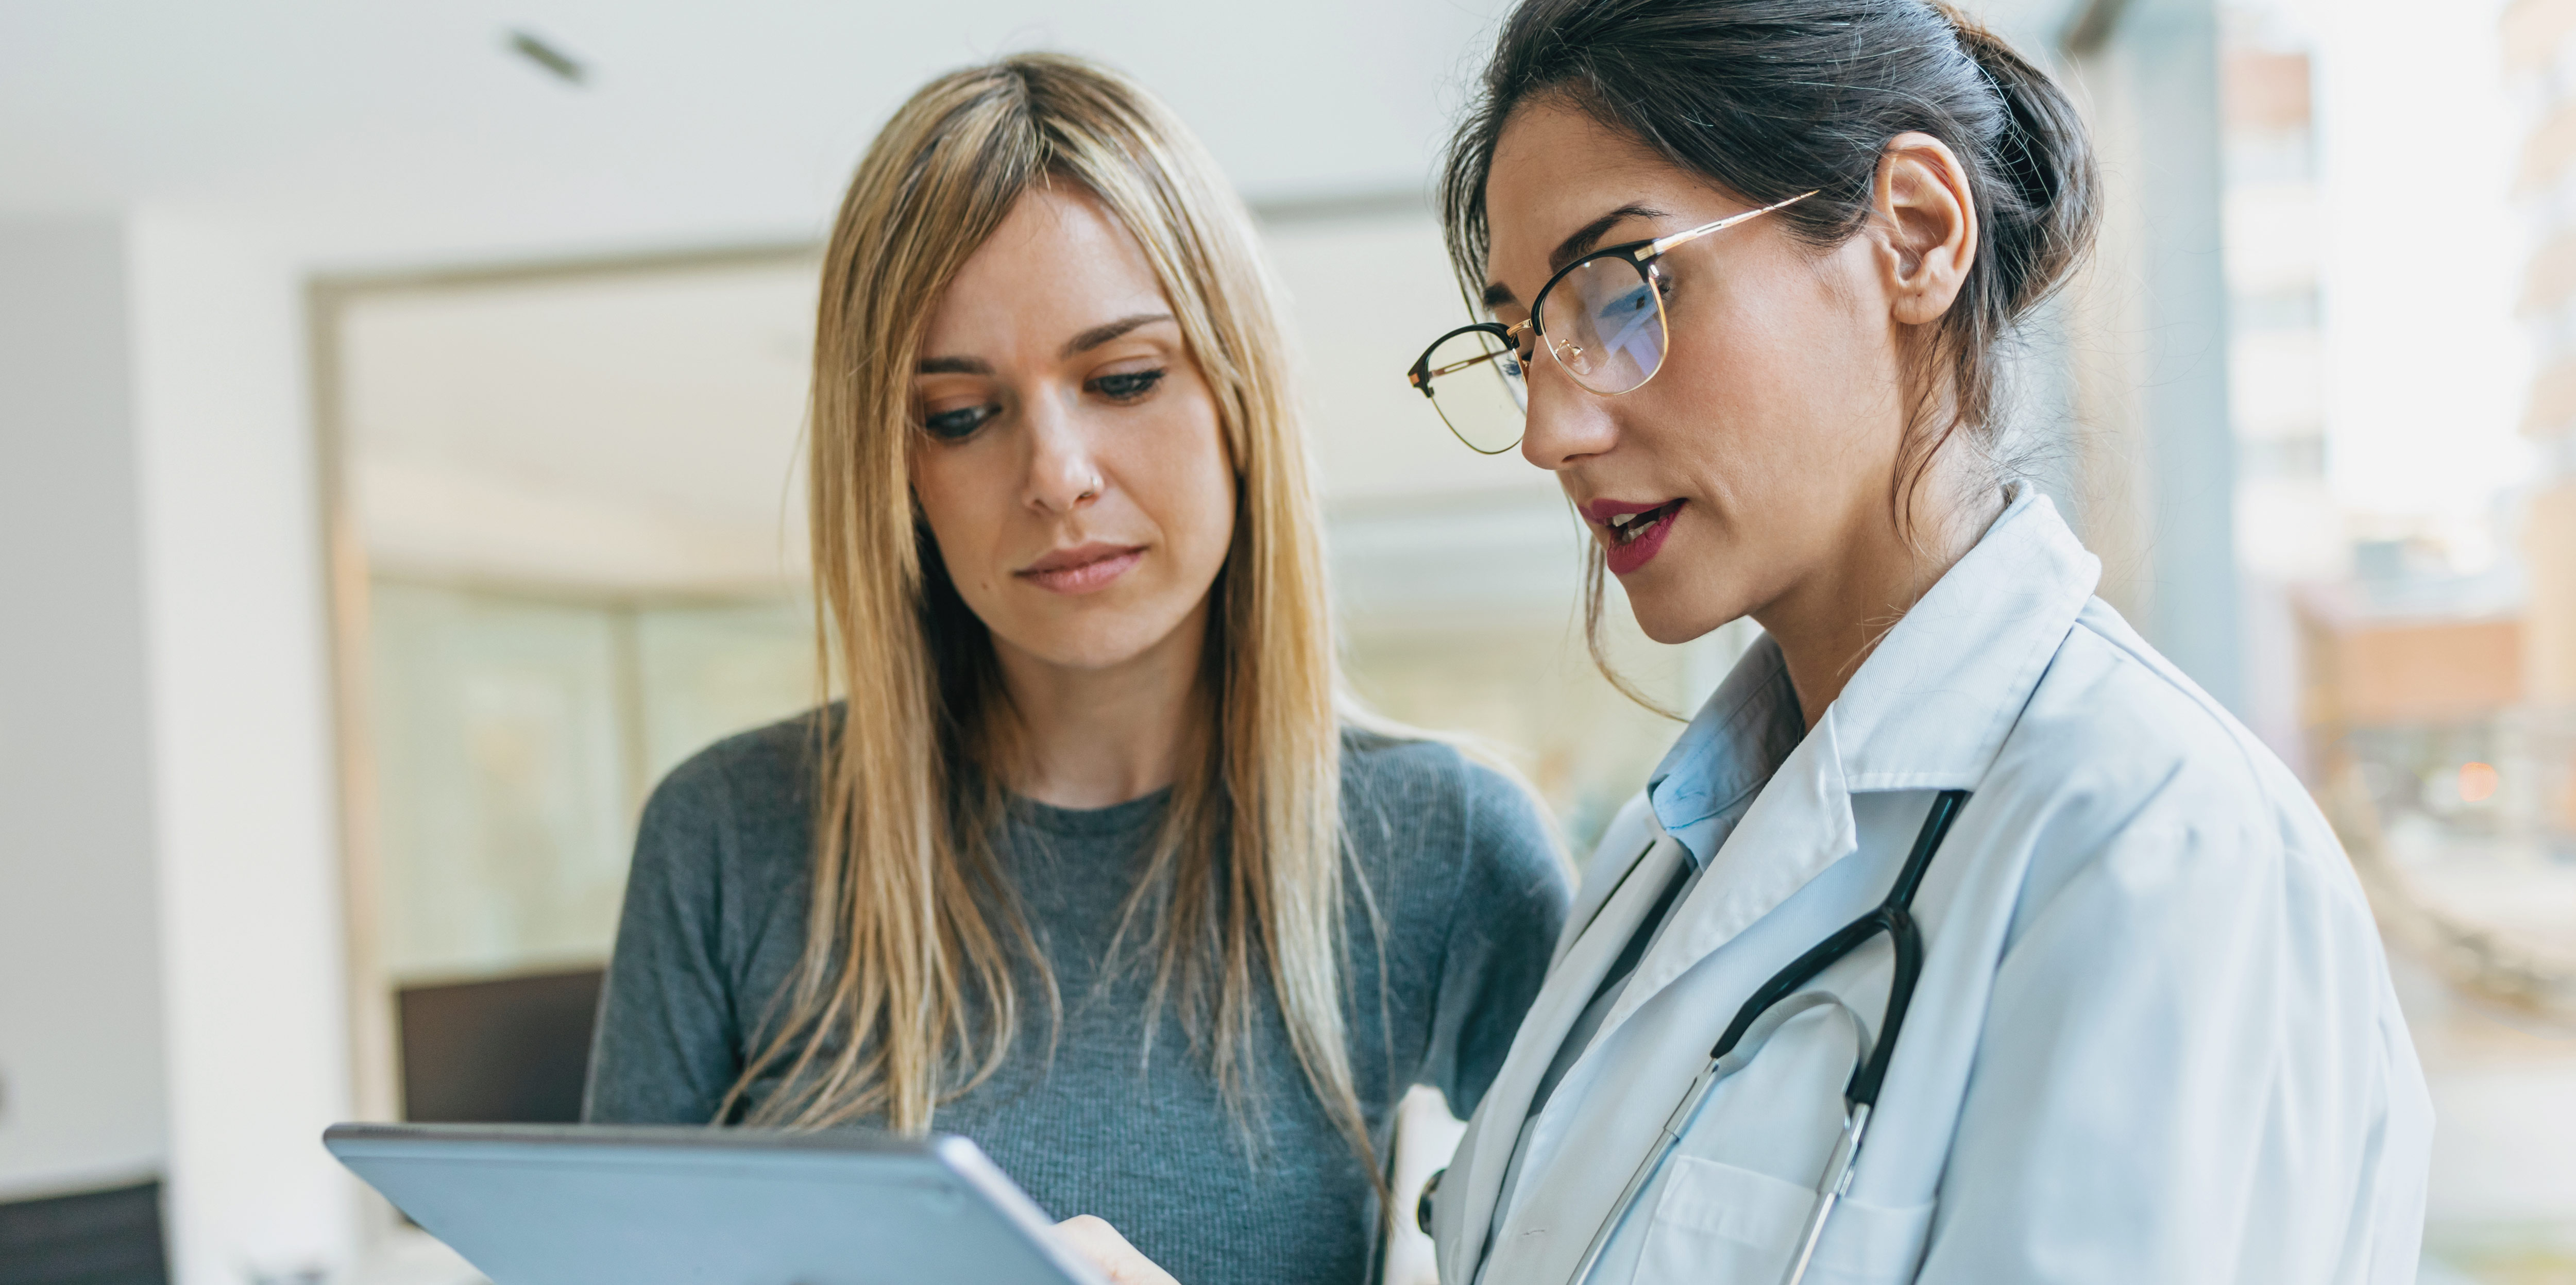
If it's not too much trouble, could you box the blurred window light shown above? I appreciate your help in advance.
[319,255,824,1177]
[2213,0,2576,1275]
[2463,760,2503,804]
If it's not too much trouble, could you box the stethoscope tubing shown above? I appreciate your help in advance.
[1564,789,1970,1285]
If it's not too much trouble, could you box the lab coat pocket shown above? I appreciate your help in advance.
[1634,1155,1934,1284]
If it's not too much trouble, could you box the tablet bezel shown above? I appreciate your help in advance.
[324,1122,1105,1285]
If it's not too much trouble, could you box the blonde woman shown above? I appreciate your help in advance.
[583,54,1570,1284]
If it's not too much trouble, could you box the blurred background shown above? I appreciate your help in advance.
[1,0,2571,1282]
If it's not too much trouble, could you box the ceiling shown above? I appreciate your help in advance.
[0,0,2084,272]
[0,0,1512,268]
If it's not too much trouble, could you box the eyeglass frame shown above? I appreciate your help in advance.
[1405,189,1819,454]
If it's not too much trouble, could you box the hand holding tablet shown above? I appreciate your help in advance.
[1050,1215,1181,1285]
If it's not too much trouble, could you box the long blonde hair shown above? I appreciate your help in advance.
[726,54,1371,1165]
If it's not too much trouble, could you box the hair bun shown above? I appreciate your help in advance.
[1937,5,2100,314]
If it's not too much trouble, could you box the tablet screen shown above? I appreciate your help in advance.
[326,1123,1101,1285]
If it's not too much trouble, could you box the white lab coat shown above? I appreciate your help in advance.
[1433,492,2432,1285]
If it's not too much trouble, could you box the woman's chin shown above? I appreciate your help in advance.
[990,607,1202,676]
[1633,610,1718,648]
[1623,582,1748,647]
[1003,633,1163,674]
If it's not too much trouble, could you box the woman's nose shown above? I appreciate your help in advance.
[1518,361,1616,472]
[1023,398,1105,513]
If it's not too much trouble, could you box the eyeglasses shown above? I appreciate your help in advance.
[1404,191,1816,454]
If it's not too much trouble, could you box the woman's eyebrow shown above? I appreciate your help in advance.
[914,313,1174,374]
[1549,204,1667,272]
[1483,203,1672,308]
[1059,312,1174,359]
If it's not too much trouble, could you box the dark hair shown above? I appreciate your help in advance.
[1445,0,2096,438]
[1441,0,2099,711]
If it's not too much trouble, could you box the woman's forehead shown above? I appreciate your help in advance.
[926,187,1172,353]
[958,188,1156,295]
[1484,102,1699,290]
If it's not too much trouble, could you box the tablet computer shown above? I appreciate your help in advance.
[324,1122,1103,1285]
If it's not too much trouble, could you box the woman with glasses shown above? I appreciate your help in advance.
[1061,3,2430,1284]
[581,55,1569,1285]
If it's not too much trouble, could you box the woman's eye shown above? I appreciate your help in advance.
[921,403,998,441]
[1088,368,1166,402]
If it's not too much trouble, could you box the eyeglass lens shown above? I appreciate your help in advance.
[1417,328,1529,454]
[1537,257,1666,396]
[1416,255,1668,452]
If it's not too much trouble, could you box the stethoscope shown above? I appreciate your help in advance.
[1560,788,1971,1285]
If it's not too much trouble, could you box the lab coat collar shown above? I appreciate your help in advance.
[1830,487,2100,792]
[1590,488,2096,1035]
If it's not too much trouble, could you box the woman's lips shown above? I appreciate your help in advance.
[1015,543,1146,595]
[1580,498,1685,576]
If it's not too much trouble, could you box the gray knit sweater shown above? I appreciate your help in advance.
[584,715,1569,1285]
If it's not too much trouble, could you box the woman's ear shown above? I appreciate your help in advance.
[1871,131,1978,326]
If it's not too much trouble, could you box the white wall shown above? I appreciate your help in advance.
[0,211,358,1280]
[0,217,172,1200]
[129,215,359,1284]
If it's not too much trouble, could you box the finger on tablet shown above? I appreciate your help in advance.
[1053,1214,1181,1285]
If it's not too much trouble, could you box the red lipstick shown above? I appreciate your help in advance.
[1580,498,1685,576]
[1016,542,1145,595]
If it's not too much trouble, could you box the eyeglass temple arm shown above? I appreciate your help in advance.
[1645,190,1821,260]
